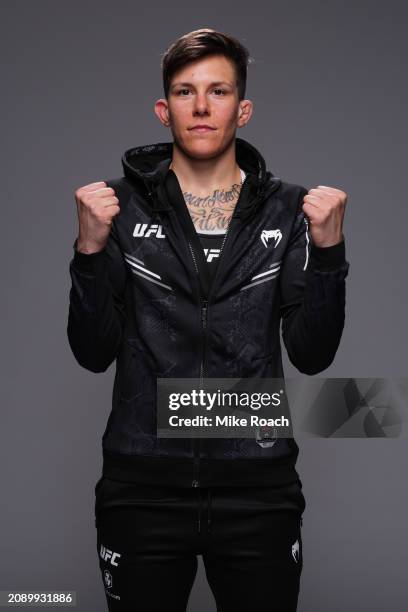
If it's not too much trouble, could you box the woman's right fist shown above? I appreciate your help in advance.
[74,181,121,254]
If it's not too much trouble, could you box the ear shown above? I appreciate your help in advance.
[154,98,170,127]
[237,99,253,128]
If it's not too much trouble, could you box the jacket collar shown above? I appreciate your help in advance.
[121,137,281,219]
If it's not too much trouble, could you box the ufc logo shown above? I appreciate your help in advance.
[100,544,121,566]
[133,223,166,238]
[203,248,220,263]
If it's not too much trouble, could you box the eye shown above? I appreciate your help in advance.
[213,88,226,95]
[177,89,190,96]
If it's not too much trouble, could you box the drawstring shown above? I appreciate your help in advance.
[195,487,212,534]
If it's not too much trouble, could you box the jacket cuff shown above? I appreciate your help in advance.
[309,238,346,271]
[72,238,107,274]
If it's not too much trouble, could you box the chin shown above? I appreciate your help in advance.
[176,132,231,160]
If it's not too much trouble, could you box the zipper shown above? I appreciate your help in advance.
[188,222,231,487]
[194,297,208,487]
[173,173,248,487]
[200,299,208,386]
[150,195,203,488]
[188,240,203,487]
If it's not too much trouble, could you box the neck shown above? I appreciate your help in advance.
[169,138,242,196]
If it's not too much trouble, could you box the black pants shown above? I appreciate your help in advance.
[95,477,306,611]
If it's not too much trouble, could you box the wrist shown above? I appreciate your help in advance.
[72,238,107,274]
[311,232,344,248]
[76,238,106,255]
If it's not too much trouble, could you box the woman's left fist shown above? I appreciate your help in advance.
[302,186,347,247]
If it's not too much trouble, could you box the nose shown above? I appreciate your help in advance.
[193,92,210,116]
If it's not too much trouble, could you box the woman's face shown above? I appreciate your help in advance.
[155,54,252,159]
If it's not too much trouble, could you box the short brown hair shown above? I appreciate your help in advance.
[161,28,251,101]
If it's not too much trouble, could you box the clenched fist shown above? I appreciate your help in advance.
[74,181,120,254]
[302,186,347,248]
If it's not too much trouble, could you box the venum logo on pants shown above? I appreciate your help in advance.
[291,539,300,563]
[104,570,113,588]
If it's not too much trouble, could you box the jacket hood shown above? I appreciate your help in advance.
[121,137,281,220]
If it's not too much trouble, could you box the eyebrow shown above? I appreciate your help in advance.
[171,80,233,89]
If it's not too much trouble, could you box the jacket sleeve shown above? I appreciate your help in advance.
[67,220,127,373]
[279,188,349,375]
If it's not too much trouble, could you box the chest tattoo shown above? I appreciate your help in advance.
[183,182,243,232]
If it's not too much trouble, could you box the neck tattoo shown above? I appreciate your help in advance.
[182,180,243,232]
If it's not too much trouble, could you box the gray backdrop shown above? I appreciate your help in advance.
[1,0,407,610]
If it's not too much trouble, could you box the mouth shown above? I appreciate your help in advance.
[189,126,217,133]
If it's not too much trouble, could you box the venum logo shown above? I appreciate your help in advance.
[261,229,282,248]
[100,544,121,567]
[133,223,166,238]
[291,539,300,563]
[103,570,113,588]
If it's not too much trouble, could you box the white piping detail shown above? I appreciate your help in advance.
[240,272,280,291]
[130,269,172,290]
[124,257,161,279]
[303,218,310,271]
[123,252,145,265]
[251,266,281,281]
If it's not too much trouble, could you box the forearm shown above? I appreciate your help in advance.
[282,240,349,375]
[67,239,125,373]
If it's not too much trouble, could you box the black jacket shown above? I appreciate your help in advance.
[67,137,349,488]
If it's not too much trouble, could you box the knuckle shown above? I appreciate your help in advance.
[85,194,96,206]
[75,187,87,201]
